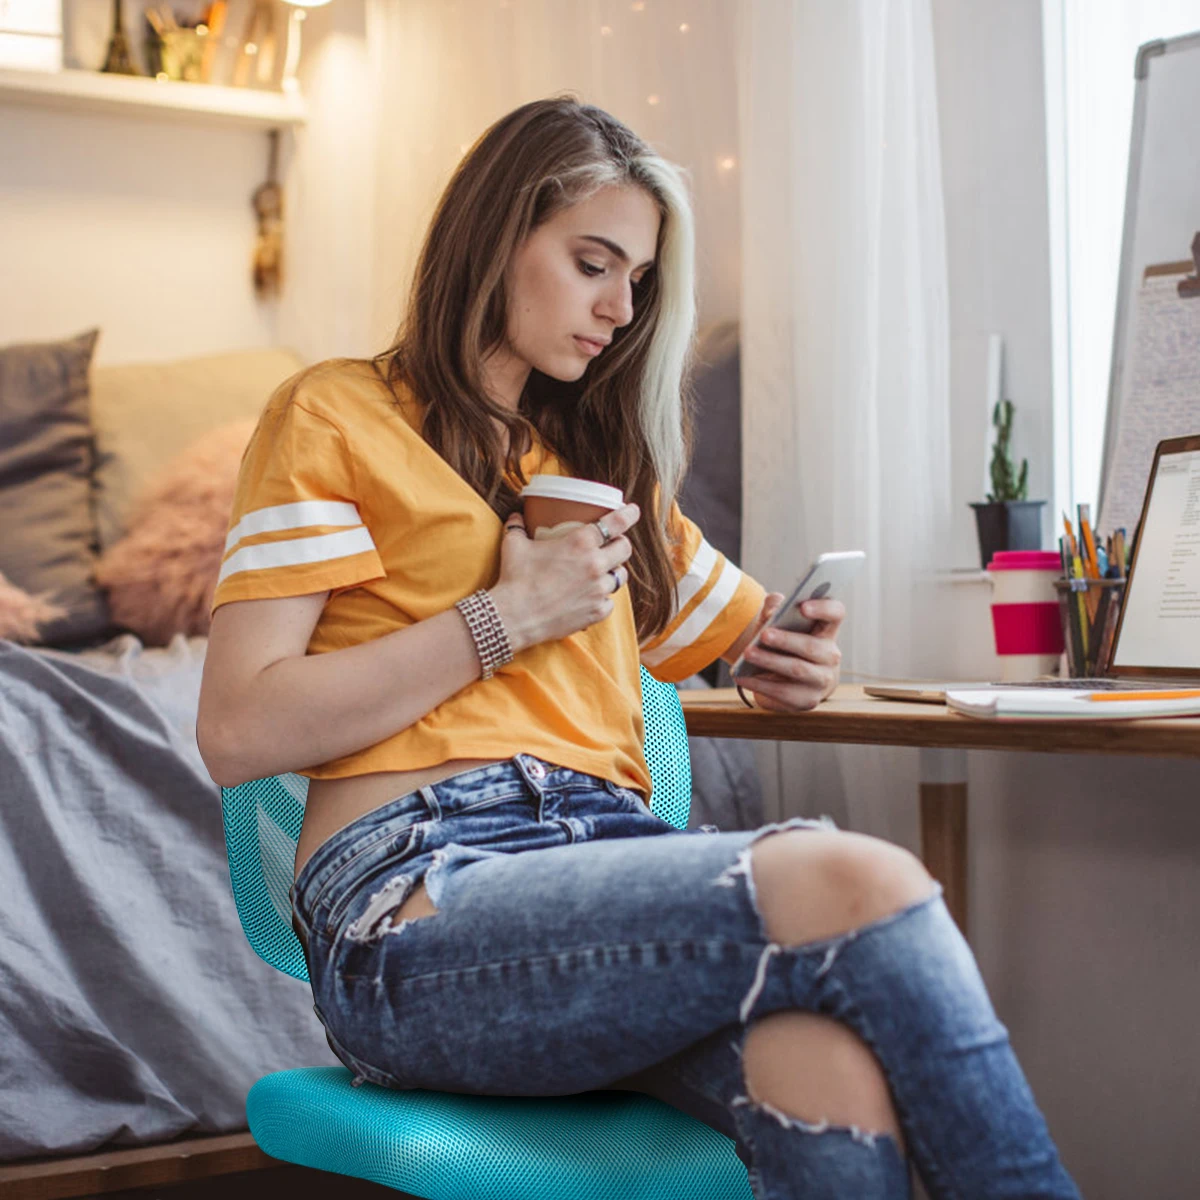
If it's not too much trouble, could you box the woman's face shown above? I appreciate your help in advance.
[501,183,660,385]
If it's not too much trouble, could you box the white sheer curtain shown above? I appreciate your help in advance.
[361,0,740,352]
[739,0,952,842]
[351,0,952,844]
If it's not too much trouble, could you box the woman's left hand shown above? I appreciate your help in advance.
[737,591,845,712]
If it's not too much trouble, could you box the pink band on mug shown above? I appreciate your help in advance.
[991,602,1064,656]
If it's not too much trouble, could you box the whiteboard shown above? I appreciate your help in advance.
[1097,31,1200,534]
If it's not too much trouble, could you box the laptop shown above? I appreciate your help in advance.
[866,434,1200,703]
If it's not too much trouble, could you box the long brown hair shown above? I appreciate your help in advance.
[373,96,698,643]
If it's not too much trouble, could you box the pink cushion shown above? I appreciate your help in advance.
[95,421,257,646]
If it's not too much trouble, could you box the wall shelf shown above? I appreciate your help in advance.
[0,66,306,129]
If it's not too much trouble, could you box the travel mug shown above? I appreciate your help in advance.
[987,550,1065,681]
[519,475,624,540]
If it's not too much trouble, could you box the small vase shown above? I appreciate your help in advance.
[969,499,1046,569]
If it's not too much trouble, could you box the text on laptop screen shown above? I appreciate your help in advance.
[1113,448,1200,670]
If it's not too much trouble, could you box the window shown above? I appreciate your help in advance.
[0,0,62,71]
[1042,0,1200,518]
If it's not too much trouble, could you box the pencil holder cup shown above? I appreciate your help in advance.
[987,551,1065,680]
[1055,577,1126,678]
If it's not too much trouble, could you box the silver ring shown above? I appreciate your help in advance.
[594,518,613,546]
[609,568,623,593]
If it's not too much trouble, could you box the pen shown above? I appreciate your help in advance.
[1095,589,1122,674]
[1088,586,1110,676]
[1087,689,1200,702]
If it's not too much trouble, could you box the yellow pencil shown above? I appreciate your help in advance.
[1062,512,1075,552]
[1080,518,1099,578]
[1088,689,1200,702]
[1072,553,1089,658]
[1079,520,1101,623]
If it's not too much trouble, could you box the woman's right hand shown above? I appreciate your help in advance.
[489,502,641,651]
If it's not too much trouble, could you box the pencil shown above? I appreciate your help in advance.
[1087,689,1200,702]
[1081,520,1099,578]
[1062,512,1075,553]
[1078,513,1100,622]
[1072,553,1089,659]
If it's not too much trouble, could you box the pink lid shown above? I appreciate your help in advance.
[987,550,1061,572]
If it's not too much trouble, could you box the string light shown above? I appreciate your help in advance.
[600,24,612,36]
[631,1,645,11]
[679,22,690,33]
[717,156,736,172]
[647,94,660,105]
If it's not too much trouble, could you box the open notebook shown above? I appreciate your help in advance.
[944,688,1200,721]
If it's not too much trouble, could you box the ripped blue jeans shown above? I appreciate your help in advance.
[290,754,1080,1200]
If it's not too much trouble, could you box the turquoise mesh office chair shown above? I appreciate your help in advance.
[222,666,753,1199]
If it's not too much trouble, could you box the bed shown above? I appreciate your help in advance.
[0,331,762,1185]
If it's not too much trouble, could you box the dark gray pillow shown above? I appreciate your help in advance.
[681,321,742,571]
[0,330,112,646]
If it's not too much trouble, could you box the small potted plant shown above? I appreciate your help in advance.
[969,398,1046,568]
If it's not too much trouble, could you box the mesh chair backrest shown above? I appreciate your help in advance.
[637,670,692,829]
[223,665,691,980]
[223,771,310,980]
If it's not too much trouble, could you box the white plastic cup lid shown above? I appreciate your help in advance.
[520,475,624,509]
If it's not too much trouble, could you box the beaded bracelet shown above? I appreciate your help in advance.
[455,589,514,680]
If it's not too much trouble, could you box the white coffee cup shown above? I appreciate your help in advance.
[986,550,1065,681]
[520,475,624,540]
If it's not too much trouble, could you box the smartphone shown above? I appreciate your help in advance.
[731,551,866,680]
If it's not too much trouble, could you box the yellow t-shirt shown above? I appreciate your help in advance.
[211,359,766,794]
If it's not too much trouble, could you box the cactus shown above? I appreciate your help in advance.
[986,399,1029,503]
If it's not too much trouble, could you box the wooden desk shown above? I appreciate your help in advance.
[680,684,1200,932]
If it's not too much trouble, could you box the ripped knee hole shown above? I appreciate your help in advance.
[738,1013,905,1151]
[394,882,438,922]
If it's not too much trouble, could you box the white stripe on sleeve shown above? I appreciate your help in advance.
[638,537,720,651]
[225,500,363,552]
[640,557,744,667]
[670,538,719,620]
[217,526,378,586]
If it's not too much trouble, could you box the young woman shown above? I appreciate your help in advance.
[198,98,1079,1199]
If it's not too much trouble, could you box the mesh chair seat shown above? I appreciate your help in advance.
[223,667,751,1199]
[249,1067,750,1200]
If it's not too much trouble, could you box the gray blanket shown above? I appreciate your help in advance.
[0,634,335,1160]
[0,634,760,1160]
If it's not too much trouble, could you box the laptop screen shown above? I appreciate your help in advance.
[1111,441,1200,672]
